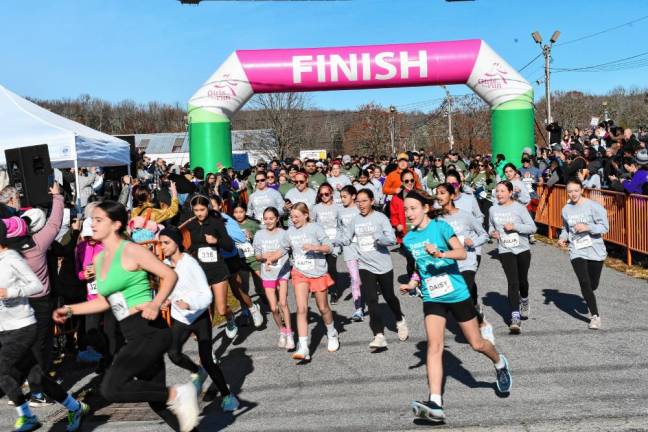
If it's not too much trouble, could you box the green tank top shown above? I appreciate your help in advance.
[96,241,152,311]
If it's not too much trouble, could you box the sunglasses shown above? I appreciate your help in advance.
[402,179,415,184]
[295,180,307,184]
[255,178,266,183]
[319,192,332,197]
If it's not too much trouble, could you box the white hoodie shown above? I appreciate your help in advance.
[0,249,43,331]
[165,253,213,325]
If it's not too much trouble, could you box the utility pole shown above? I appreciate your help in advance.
[442,86,454,151]
[389,106,396,155]
[532,30,560,144]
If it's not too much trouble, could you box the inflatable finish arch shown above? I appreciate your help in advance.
[188,39,534,169]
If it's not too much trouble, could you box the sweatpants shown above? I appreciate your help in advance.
[359,269,404,336]
[498,250,532,313]
[26,296,53,395]
[571,258,604,316]
[167,311,230,396]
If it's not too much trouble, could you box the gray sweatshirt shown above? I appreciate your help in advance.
[285,187,317,210]
[442,209,489,272]
[326,175,351,204]
[287,222,332,278]
[488,201,537,255]
[511,178,531,205]
[253,228,291,280]
[337,205,360,261]
[0,249,43,331]
[559,199,609,261]
[247,188,285,223]
[312,203,340,244]
[338,210,396,274]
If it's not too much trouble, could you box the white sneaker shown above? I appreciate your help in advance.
[396,319,409,341]
[369,333,387,349]
[480,321,496,345]
[291,342,310,361]
[168,383,200,432]
[190,367,209,395]
[589,315,601,330]
[277,332,287,348]
[225,317,239,339]
[327,331,340,352]
[285,332,296,351]
[250,303,263,328]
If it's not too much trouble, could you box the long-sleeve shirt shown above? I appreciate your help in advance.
[287,222,332,278]
[326,175,351,204]
[220,213,248,259]
[75,240,104,300]
[510,178,531,205]
[184,214,234,264]
[167,253,213,325]
[253,228,290,280]
[130,198,180,224]
[247,188,285,224]
[383,168,422,196]
[623,169,648,194]
[23,194,63,297]
[284,187,317,210]
[0,249,43,331]
[338,210,395,274]
[442,210,489,272]
[559,199,609,261]
[337,205,360,261]
[488,201,537,255]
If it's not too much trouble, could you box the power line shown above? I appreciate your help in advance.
[519,52,543,72]
[551,50,648,73]
[555,14,648,47]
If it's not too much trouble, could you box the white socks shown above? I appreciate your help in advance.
[494,356,506,370]
[429,394,442,406]
[326,323,337,337]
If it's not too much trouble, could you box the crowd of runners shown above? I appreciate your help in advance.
[2,123,646,431]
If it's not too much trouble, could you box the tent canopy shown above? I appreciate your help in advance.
[0,84,130,169]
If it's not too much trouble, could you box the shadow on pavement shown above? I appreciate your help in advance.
[542,289,590,323]
[482,292,511,325]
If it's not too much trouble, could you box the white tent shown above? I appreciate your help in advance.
[0,84,130,169]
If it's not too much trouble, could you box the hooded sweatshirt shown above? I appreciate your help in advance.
[0,249,43,331]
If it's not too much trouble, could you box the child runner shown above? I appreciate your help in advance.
[401,190,512,422]
[286,203,339,361]
[488,181,537,334]
[253,207,294,350]
[311,183,342,305]
[232,203,265,307]
[337,185,364,321]
[558,178,609,330]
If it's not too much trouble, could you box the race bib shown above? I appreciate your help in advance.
[237,242,255,258]
[479,191,487,199]
[325,228,337,240]
[358,235,375,252]
[198,247,218,263]
[424,274,454,298]
[573,234,593,250]
[108,292,130,321]
[295,255,315,272]
[87,281,98,296]
[501,232,520,248]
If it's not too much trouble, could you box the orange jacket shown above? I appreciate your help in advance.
[383,168,422,196]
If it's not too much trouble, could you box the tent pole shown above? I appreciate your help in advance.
[73,157,82,213]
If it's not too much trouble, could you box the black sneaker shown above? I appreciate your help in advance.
[495,355,512,393]
[411,400,445,422]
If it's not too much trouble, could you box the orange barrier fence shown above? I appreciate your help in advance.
[535,185,648,266]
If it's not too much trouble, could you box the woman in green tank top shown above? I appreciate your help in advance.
[52,201,200,432]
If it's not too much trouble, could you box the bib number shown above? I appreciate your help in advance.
[198,247,218,263]
[108,292,130,321]
[87,281,98,296]
[501,232,520,248]
[424,274,454,299]
[573,234,593,250]
[237,242,255,258]
[295,255,315,272]
[358,235,375,252]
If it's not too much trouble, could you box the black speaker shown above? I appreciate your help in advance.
[4,144,53,208]
[104,135,137,181]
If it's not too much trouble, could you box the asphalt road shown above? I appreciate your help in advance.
[2,241,647,432]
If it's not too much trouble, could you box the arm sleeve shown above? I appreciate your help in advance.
[513,205,537,234]
[183,260,213,311]
[6,257,44,298]
[118,185,130,206]
[275,191,285,216]
[76,243,87,281]
[246,196,254,217]
[154,198,180,223]
[383,174,399,196]
[315,224,333,250]
[471,197,485,225]
[468,216,489,248]
[559,212,570,242]
[515,183,531,205]
[33,194,64,250]
[488,208,497,235]
[216,219,235,252]
[588,202,610,235]
[376,214,397,247]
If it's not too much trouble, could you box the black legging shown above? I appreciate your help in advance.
[499,250,531,313]
[359,269,404,335]
[326,254,340,297]
[400,245,415,278]
[100,314,170,404]
[167,311,230,396]
[461,270,483,324]
[571,258,604,316]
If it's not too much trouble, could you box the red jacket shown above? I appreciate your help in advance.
[389,193,407,244]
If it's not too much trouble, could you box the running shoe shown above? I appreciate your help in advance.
[327,331,340,352]
[589,315,601,330]
[291,342,310,361]
[396,319,409,341]
[529,234,536,244]
[225,317,239,339]
[221,394,240,412]
[509,316,521,334]
[191,367,209,395]
[369,333,387,349]
[277,332,287,349]
[284,333,295,351]
[250,303,263,328]
[66,401,89,432]
[330,293,339,305]
[495,355,512,393]
[13,415,41,432]
[167,383,200,432]
[77,348,102,364]
[29,394,54,408]
[411,400,445,422]
[351,308,364,322]
[480,321,496,345]
[519,301,530,320]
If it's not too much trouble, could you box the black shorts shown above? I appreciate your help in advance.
[225,256,245,275]
[198,261,230,286]
[423,298,477,323]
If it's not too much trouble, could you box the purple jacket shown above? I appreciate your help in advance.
[623,170,648,194]
[23,194,64,298]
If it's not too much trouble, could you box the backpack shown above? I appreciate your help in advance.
[128,207,161,243]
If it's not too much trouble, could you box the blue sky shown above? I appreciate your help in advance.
[2,0,647,112]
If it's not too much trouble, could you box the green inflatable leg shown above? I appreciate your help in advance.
[491,98,535,168]
[188,106,233,171]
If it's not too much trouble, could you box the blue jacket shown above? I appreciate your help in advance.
[220,213,247,258]
[623,169,648,194]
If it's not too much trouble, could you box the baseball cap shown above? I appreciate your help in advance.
[397,152,409,161]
